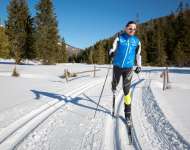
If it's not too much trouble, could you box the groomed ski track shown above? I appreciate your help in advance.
[0,79,104,150]
[1,62,190,150]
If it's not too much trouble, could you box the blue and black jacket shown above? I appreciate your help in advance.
[109,33,141,69]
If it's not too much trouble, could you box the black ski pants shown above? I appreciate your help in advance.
[112,65,133,119]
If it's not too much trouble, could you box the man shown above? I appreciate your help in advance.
[109,21,141,123]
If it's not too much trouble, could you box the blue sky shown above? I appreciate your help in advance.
[0,0,189,49]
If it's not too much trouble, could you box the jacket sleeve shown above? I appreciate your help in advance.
[109,37,119,55]
[136,41,142,67]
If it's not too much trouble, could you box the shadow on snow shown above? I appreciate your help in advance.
[30,89,110,116]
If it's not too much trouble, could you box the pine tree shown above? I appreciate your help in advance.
[102,40,109,64]
[172,2,189,66]
[57,38,67,63]
[87,48,93,64]
[174,41,185,66]
[183,3,190,65]
[155,20,167,66]
[35,0,59,64]
[164,12,176,65]
[93,42,105,64]
[6,0,31,64]
[136,24,148,65]
[0,26,10,58]
[24,15,36,60]
[175,2,186,42]
[146,28,156,65]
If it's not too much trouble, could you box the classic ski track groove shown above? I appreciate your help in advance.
[0,79,104,150]
[114,90,124,150]
[114,89,134,150]
[114,76,145,150]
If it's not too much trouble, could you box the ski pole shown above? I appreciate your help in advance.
[93,63,112,118]
[112,91,116,117]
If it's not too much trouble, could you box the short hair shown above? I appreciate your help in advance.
[126,21,137,27]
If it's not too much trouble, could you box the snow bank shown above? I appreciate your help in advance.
[132,77,190,150]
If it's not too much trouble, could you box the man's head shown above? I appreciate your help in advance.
[125,21,137,36]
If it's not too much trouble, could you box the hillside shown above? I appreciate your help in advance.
[76,3,190,66]
[65,43,82,57]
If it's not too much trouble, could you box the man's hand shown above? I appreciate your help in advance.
[134,66,141,74]
[110,52,115,58]
[109,48,115,58]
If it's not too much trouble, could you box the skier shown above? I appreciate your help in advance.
[109,21,141,124]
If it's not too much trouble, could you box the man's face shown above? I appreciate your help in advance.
[125,24,137,36]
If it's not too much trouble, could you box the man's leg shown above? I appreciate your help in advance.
[122,69,133,120]
[112,66,122,93]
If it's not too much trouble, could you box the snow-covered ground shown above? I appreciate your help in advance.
[0,59,190,150]
[132,68,190,150]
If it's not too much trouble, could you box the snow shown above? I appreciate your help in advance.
[150,72,190,146]
[132,68,190,150]
[0,59,190,149]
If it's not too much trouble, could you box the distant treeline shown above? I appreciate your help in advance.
[0,1,189,66]
[0,0,67,64]
[75,2,190,66]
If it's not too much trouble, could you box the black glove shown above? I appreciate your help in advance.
[110,52,115,58]
[134,66,141,74]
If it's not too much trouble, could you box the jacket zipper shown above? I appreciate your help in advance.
[121,40,130,68]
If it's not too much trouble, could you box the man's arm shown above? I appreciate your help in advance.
[136,41,142,67]
[109,37,119,57]
[135,41,142,74]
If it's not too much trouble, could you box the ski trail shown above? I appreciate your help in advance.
[0,80,103,150]
[15,78,110,150]
[103,89,134,150]
[114,89,135,150]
